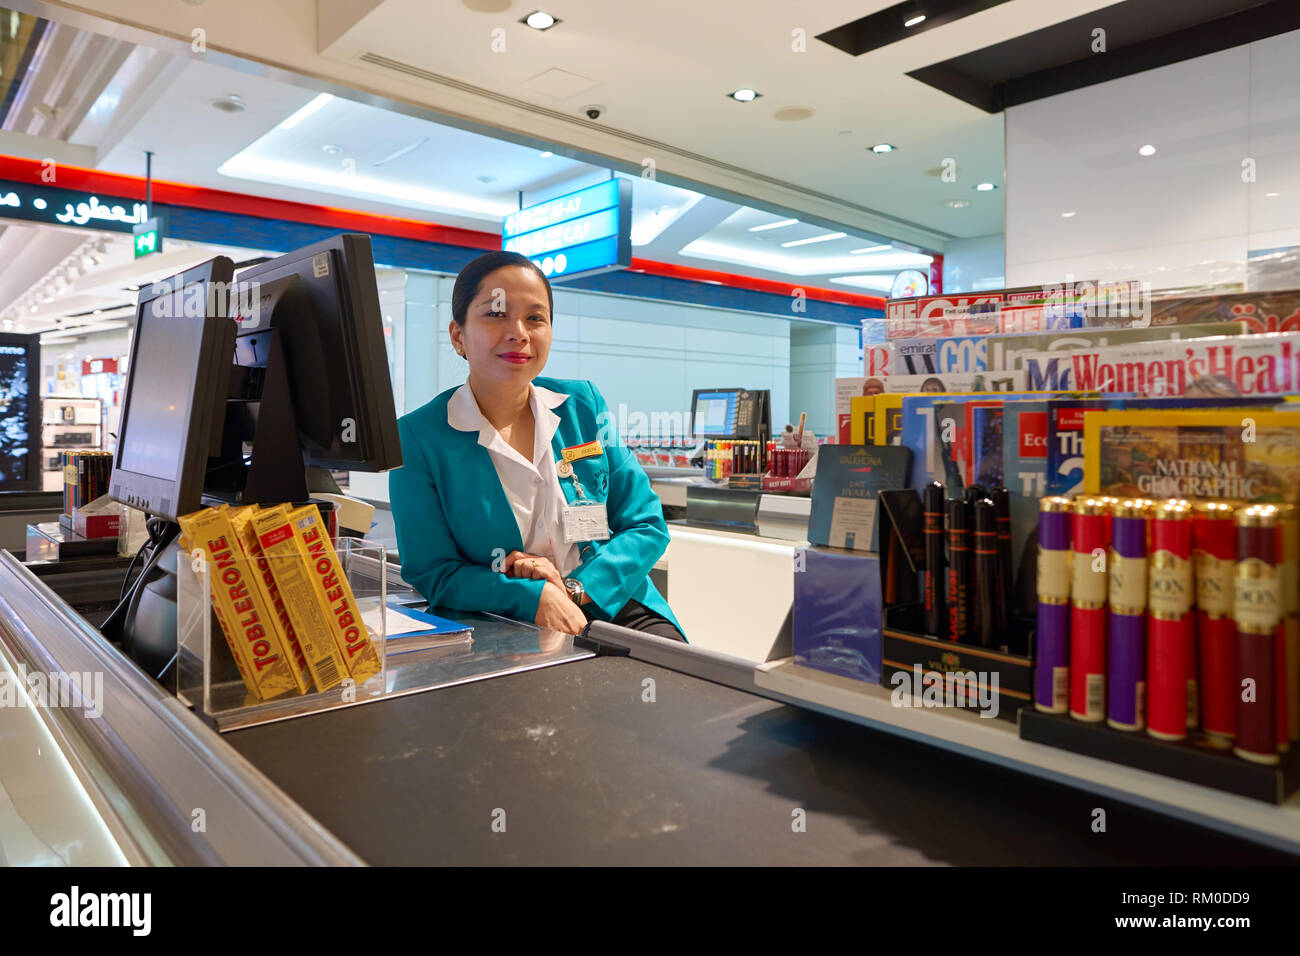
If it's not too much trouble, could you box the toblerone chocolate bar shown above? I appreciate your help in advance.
[250,505,347,692]
[177,507,300,701]
[288,504,382,684]
[228,505,313,694]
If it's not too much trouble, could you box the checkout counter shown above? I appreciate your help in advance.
[4,531,1300,865]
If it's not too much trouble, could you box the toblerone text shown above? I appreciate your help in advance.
[177,507,299,701]
[288,504,382,685]
[251,505,347,692]
[227,505,313,694]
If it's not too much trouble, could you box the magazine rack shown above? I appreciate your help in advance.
[176,537,411,731]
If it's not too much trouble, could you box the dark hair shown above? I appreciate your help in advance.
[450,251,553,327]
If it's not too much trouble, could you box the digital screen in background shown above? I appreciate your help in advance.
[693,390,738,436]
[0,344,32,484]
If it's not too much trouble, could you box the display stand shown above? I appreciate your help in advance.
[176,536,394,731]
[41,396,103,492]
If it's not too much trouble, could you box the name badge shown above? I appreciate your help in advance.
[561,440,603,463]
[562,500,610,543]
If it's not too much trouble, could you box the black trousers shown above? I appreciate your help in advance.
[583,598,686,642]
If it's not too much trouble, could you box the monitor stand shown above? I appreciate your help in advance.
[204,323,310,507]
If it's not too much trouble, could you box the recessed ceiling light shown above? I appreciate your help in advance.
[904,14,927,27]
[1061,210,1076,218]
[30,306,37,312]
[538,150,553,158]
[781,232,847,247]
[1139,144,1157,156]
[851,245,892,254]
[522,10,559,30]
[211,94,246,114]
[279,93,333,130]
[321,144,342,155]
[1266,191,1279,197]
[870,143,896,154]
[93,309,102,315]
[974,182,997,191]
[944,200,970,209]
[729,88,760,102]
[749,218,799,232]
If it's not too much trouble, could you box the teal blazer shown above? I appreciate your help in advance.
[388,377,683,637]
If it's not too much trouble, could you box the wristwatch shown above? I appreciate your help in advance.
[563,578,585,605]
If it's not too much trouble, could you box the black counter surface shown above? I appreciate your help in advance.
[226,655,1295,865]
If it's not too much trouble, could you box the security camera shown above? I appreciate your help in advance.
[584,105,604,120]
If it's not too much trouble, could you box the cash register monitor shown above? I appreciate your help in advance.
[233,234,400,473]
[690,387,770,440]
[109,257,237,520]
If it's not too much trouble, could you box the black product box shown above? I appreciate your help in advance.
[881,604,1035,722]
[875,487,1035,722]
[1019,710,1300,804]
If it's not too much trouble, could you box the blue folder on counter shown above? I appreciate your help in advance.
[377,601,474,655]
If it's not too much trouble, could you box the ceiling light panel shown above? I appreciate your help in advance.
[218,95,597,220]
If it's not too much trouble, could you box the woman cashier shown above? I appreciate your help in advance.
[389,251,685,641]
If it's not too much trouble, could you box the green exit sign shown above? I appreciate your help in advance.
[133,217,163,258]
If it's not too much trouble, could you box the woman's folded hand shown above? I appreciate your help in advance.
[504,550,565,589]
[535,581,588,636]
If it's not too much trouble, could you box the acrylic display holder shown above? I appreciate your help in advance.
[176,537,409,731]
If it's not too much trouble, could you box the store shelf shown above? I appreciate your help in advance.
[753,659,1300,855]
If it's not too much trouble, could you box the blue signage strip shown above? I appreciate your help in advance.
[504,206,620,258]
[503,179,620,239]
[502,178,632,282]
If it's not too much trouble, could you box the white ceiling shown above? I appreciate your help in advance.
[41,0,1121,244]
[0,32,940,317]
[1,0,1131,329]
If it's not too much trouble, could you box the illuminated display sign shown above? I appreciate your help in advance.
[0,181,150,233]
[502,178,631,281]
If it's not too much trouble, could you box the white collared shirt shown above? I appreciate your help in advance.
[446,381,580,577]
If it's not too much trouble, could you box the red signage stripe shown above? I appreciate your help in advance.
[0,153,886,310]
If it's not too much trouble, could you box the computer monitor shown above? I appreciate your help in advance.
[109,258,237,520]
[233,233,400,470]
[690,387,770,441]
[0,332,41,492]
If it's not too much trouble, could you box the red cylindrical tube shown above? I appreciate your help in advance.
[1070,496,1109,722]
[1195,502,1237,746]
[1234,505,1281,765]
[1279,505,1300,744]
[1148,500,1193,740]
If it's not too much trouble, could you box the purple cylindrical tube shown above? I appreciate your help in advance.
[1036,497,1072,713]
[1107,501,1151,731]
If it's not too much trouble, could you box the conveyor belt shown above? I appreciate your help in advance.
[227,656,1296,865]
